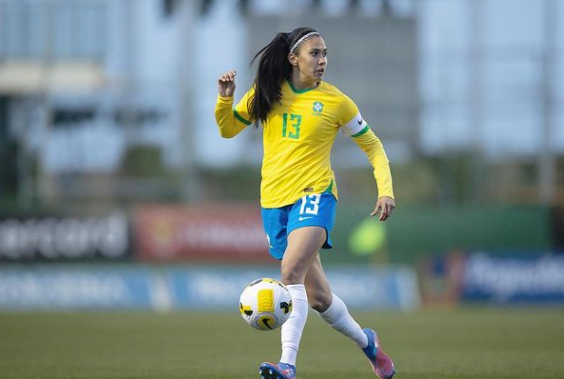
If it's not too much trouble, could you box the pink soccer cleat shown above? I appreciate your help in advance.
[362,328,396,379]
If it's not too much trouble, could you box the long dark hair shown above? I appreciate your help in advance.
[249,27,319,126]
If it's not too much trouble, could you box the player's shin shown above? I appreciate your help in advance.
[317,292,368,348]
[280,284,308,366]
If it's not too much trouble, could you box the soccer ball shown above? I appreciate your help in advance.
[239,278,293,331]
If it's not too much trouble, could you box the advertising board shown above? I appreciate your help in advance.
[134,204,271,263]
[0,266,153,309]
[0,265,419,311]
[419,251,564,305]
[0,211,130,262]
[462,253,564,303]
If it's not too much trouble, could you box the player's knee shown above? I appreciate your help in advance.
[280,271,304,285]
[309,292,332,312]
[280,266,305,285]
[280,267,303,285]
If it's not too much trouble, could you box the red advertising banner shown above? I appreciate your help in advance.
[133,204,273,263]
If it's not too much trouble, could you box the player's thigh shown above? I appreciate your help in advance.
[305,255,333,312]
[281,226,326,285]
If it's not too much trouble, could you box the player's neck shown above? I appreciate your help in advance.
[289,75,320,91]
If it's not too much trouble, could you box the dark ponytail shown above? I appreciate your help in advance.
[249,27,318,126]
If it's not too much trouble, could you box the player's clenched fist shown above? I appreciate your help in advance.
[218,70,237,97]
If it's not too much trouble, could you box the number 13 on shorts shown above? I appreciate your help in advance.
[299,194,321,216]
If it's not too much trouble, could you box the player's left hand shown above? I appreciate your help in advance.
[371,196,395,221]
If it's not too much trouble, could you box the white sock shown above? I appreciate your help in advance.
[317,293,369,348]
[280,284,308,366]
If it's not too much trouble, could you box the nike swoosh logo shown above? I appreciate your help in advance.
[357,118,363,125]
[299,216,314,221]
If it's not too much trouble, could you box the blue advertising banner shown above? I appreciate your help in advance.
[0,266,153,309]
[462,253,564,303]
[0,265,419,311]
[165,267,278,310]
[166,266,419,310]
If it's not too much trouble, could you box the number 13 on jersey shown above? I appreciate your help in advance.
[282,113,301,139]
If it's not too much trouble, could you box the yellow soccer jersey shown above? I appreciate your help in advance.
[215,80,394,208]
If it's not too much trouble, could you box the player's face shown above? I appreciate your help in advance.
[293,36,328,83]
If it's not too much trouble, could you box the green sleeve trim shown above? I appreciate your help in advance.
[234,110,252,125]
[351,125,370,138]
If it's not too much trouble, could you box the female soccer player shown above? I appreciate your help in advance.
[215,27,396,379]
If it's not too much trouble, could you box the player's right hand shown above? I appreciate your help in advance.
[371,196,395,221]
[218,70,236,97]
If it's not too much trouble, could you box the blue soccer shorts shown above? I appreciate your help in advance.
[261,192,337,260]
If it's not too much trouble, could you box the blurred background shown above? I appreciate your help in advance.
[0,0,563,311]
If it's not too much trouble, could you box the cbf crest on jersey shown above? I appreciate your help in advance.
[312,101,324,115]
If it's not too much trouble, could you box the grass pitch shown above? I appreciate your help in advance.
[0,307,563,379]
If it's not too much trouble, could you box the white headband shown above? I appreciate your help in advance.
[289,32,320,54]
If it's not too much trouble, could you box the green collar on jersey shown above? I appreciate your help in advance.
[286,79,319,94]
